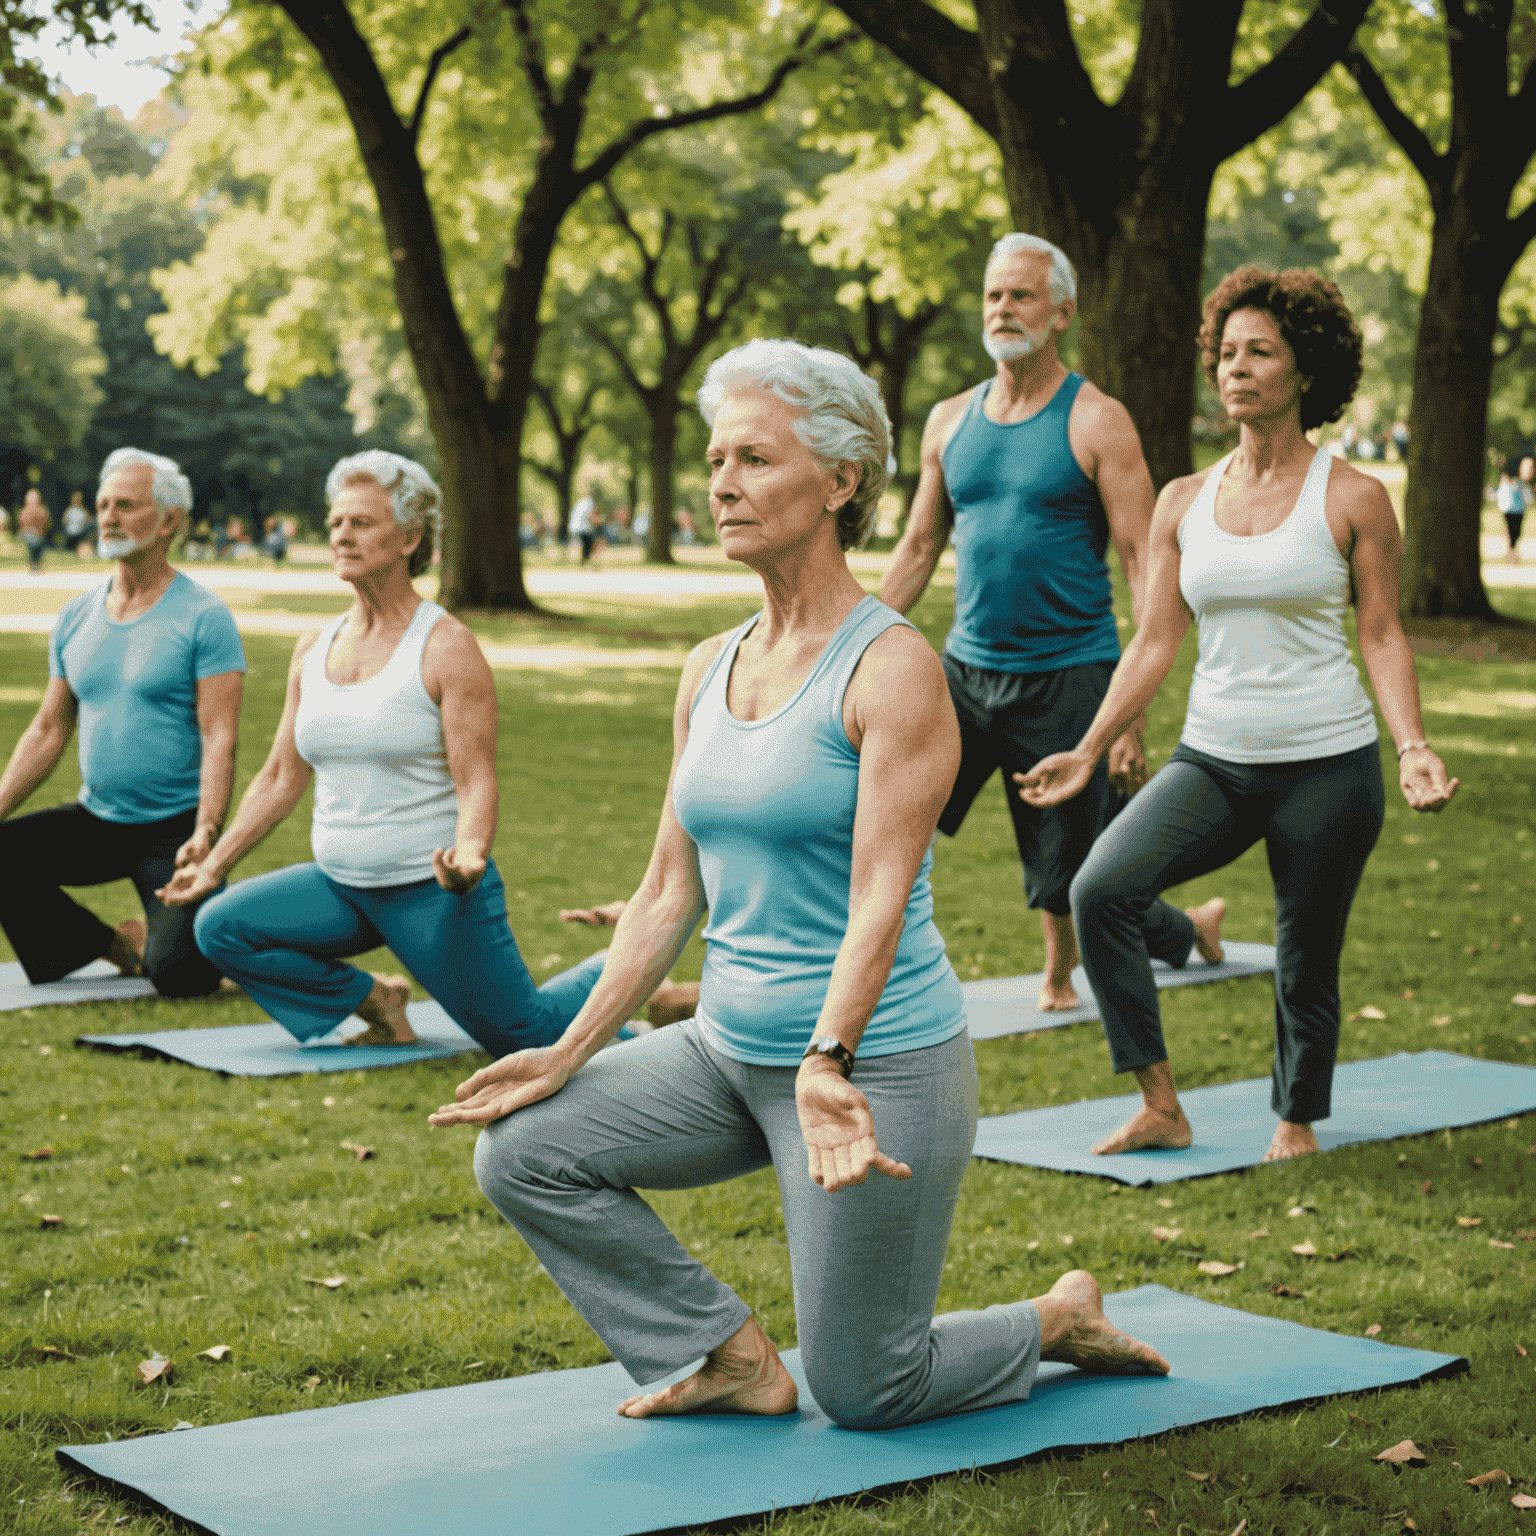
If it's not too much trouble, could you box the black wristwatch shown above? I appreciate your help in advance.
[802,1036,855,1079]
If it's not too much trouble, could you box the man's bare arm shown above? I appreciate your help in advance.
[0,679,77,821]
[1073,389,1155,628]
[878,395,967,615]
[183,672,244,863]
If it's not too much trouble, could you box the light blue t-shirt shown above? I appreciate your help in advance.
[48,573,247,824]
[672,596,966,1065]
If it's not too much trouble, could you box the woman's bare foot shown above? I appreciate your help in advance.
[617,1315,798,1419]
[1263,1120,1319,1162]
[646,979,699,1027]
[345,974,417,1045]
[1091,1102,1193,1154]
[107,919,147,976]
[1036,1271,1170,1374]
[1185,897,1225,963]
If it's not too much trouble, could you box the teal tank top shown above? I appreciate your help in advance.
[672,595,966,1066]
[942,372,1122,673]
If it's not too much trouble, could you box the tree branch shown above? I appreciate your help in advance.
[504,0,557,127]
[584,322,652,402]
[1216,0,1373,159]
[409,25,472,145]
[575,26,854,193]
[1342,42,1446,195]
[825,0,996,138]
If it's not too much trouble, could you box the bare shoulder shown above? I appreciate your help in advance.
[676,630,733,721]
[289,627,327,675]
[1154,466,1216,528]
[1325,457,1397,530]
[922,386,980,461]
[848,618,947,704]
[423,609,488,667]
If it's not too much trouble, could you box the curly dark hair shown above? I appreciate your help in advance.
[1199,265,1363,433]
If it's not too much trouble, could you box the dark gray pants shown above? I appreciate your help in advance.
[473,1020,1042,1429]
[1070,741,1385,1123]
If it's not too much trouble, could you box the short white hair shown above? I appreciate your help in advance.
[99,447,193,517]
[326,451,441,574]
[986,233,1077,306]
[696,339,893,551]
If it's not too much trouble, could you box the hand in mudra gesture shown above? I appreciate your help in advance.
[1014,749,1097,809]
[155,860,220,908]
[796,1063,912,1193]
[428,1045,573,1128]
[433,844,487,894]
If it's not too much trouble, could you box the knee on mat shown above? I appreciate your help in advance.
[802,1359,914,1432]
[148,957,222,999]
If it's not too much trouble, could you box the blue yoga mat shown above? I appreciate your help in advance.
[960,941,1276,1041]
[57,1284,1463,1536]
[0,958,157,1013]
[973,1050,1536,1186]
[77,1001,482,1077]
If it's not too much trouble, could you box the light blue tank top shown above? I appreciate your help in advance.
[942,372,1122,674]
[672,595,966,1066]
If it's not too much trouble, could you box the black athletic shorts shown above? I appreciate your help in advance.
[938,654,1125,916]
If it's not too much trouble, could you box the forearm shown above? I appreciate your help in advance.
[556,879,705,1070]
[202,770,307,879]
[1359,628,1430,750]
[194,730,237,838]
[452,770,497,859]
[1077,634,1180,762]
[878,533,943,616]
[0,726,67,821]
[813,874,912,1053]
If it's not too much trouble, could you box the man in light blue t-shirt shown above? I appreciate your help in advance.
[0,448,246,995]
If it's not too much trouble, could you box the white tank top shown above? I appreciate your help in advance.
[1177,447,1378,764]
[293,600,460,887]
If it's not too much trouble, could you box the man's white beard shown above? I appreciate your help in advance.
[983,323,1050,362]
[98,534,148,560]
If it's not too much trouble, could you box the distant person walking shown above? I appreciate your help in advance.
[19,489,50,572]
[62,492,93,556]
[1497,470,1529,563]
[1019,266,1456,1165]
[568,490,600,564]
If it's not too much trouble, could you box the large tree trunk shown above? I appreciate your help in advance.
[645,399,679,565]
[1399,213,1500,619]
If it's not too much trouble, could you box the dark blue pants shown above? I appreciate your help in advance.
[1071,742,1385,1123]
[195,859,609,1053]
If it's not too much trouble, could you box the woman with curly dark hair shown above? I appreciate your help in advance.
[1016,266,1457,1164]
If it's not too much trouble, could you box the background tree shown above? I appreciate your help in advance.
[526,321,612,541]
[823,0,1374,491]
[1343,1,1536,618]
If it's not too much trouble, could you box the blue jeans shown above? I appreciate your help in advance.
[195,859,610,1053]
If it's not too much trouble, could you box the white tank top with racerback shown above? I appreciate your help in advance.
[1177,446,1378,764]
[293,599,460,887]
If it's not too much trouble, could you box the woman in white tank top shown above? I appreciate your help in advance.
[160,453,643,1056]
[1019,267,1457,1166]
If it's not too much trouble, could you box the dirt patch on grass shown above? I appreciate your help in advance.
[1405,615,1536,662]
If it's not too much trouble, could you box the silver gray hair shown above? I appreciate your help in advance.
[326,451,441,576]
[99,447,193,518]
[696,338,893,551]
[986,233,1077,306]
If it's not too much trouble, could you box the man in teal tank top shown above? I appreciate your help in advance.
[881,234,1155,1010]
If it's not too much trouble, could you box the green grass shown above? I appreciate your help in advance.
[2,574,1534,1535]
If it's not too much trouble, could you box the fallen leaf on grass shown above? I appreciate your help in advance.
[34,1344,68,1359]
[1456,1215,1482,1227]
[1512,994,1536,1007]
[1156,1197,1174,1208]
[40,1214,63,1229]
[1349,1413,1374,1424]
[1466,1470,1511,1489]
[135,1354,173,1387]
[1228,1520,1246,1536]
[1431,1016,1451,1027]
[321,1095,336,1108]
[1152,1226,1183,1242]
[304,1276,346,1290]
[303,1376,320,1393]
[1184,1470,1213,1482]
[21,1146,52,1161]
[1143,1510,1159,1529]
[1403,1518,1419,1531]
[1375,1440,1427,1466]
[339,1141,375,1162]
[1198,1260,1239,1276]
[1269,1282,1306,1298]
[1512,1494,1536,1509]
[1059,1234,1074,1246]
[1365,1324,1383,1338]
[1491,1239,1515,1249]
[1421,1181,1433,1195]
[1360,1006,1387,1020]
[1293,1241,1318,1256]
[1516,1343,1528,1358]
[197,1345,231,1362]
[1249,1228,1271,1239]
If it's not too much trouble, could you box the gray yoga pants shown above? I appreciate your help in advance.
[1071,741,1385,1123]
[473,1019,1042,1429]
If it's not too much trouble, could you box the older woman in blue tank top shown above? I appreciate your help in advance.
[433,340,1167,1429]
[1020,268,1457,1163]
[158,452,636,1054]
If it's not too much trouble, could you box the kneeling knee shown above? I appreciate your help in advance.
[803,1363,912,1432]
[192,898,235,963]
